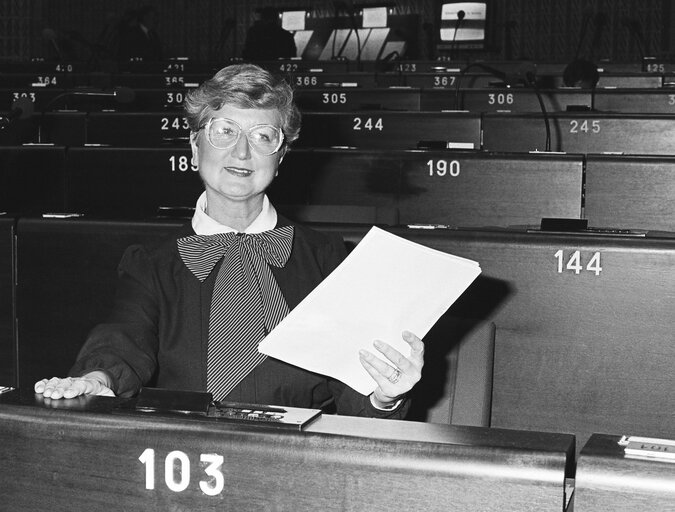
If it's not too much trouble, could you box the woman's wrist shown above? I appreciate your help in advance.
[83,370,112,389]
[370,392,403,411]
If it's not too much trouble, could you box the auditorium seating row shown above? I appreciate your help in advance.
[1,215,674,457]
[6,110,675,156]
[7,84,675,114]
[1,56,660,74]
[0,56,670,87]
[2,146,674,232]
[0,67,668,90]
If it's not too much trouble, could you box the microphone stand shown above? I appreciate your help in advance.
[451,10,465,62]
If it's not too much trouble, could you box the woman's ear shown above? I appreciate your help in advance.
[189,132,199,167]
[278,145,288,165]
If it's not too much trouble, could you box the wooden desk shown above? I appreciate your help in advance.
[0,391,574,512]
[281,149,583,227]
[482,112,675,154]
[584,154,675,232]
[575,433,675,511]
[298,111,481,150]
[0,145,67,214]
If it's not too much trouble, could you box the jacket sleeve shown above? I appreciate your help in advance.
[68,244,160,397]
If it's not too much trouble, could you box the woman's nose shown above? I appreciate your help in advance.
[230,132,251,159]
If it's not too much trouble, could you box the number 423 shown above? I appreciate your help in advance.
[554,250,602,275]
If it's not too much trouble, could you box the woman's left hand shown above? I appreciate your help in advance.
[359,330,424,407]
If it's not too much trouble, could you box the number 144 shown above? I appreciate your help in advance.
[554,250,602,275]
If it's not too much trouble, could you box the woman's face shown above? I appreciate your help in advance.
[190,104,285,211]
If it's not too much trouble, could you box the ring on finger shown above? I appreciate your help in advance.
[388,368,402,384]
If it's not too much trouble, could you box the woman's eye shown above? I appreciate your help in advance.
[215,127,235,137]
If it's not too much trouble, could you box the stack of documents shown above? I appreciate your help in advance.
[259,227,481,395]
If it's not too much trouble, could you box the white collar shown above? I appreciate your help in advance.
[191,191,278,235]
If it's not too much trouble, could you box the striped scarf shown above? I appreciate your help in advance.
[177,226,294,400]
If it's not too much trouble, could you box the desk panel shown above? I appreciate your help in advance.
[0,394,574,512]
[0,72,81,88]
[112,72,210,89]
[86,112,190,147]
[321,226,675,450]
[64,147,309,218]
[298,111,481,150]
[288,72,378,89]
[0,87,66,112]
[282,149,583,227]
[482,234,675,450]
[482,112,675,154]
[0,216,15,388]
[295,87,421,111]
[460,88,592,113]
[64,147,202,218]
[0,145,66,214]
[584,154,675,232]
[545,73,663,89]
[593,89,675,114]
[575,433,675,511]
[396,151,583,225]
[15,218,185,390]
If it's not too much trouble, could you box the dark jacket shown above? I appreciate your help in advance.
[70,216,408,418]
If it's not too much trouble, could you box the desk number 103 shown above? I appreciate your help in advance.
[139,448,225,496]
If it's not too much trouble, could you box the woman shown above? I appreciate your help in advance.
[34,64,424,418]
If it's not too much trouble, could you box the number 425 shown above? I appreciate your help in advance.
[554,250,602,275]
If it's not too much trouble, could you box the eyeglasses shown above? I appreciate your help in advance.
[198,117,285,156]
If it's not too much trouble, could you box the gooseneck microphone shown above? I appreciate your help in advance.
[453,62,551,152]
[524,70,552,152]
[623,17,647,61]
[37,87,136,143]
[0,97,35,129]
[42,86,136,111]
[451,10,466,60]
[42,28,63,60]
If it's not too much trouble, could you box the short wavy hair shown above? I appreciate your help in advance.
[184,63,301,145]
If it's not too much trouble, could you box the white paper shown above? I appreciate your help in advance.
[258,226,481,395]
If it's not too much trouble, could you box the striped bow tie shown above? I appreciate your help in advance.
[177,226,295,400]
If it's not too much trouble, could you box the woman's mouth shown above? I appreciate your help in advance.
[225,166,253,177]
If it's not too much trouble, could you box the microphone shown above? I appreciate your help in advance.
[562,59,599,88]
[623,17,647,60]
[572,9,593,62]
[523,70,552,152]
[589,12,607,59]
[42,28,63,60]
[376,50,400,72]
[564,9,600,92]
[0,97,34,129]
[451,10,466,60]
[37,87,136,143]
[42,86,136,111]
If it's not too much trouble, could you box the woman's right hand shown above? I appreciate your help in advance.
[34,371,115,399]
